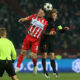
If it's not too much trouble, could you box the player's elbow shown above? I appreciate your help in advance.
[12,52,17,60]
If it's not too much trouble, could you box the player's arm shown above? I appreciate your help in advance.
[64,26,70,30]
[58,25,70,33]
[43,22,56,35]
[18,14,36,23]
[18,17,28,22]
[57,18,70,33]
[11,42,16,62]
[43,30,56,35]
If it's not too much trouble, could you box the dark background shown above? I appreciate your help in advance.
[0,0,80,58]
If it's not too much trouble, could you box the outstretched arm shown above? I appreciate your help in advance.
[18,17,28,23]
[42,30,56,36]
[58,25,70,33]
[18,14,37,23]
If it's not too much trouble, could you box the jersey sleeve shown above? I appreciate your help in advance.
[11,42,16,60]
[27,14,37,20]
[57,19,66,33]
[58,25,66,33]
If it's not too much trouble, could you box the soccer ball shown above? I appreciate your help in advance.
[44,3,53,11]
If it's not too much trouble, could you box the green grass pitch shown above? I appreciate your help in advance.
[0,73,80,80]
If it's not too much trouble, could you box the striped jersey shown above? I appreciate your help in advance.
[27,14,48,39]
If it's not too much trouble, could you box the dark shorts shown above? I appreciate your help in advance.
[39,36,55,53]
[0,60,16,77]
[39,35,48,53]
[45,37,55,53]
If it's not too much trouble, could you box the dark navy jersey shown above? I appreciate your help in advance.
[45,18,66,38]
[39,18,66,52]
[46,18,61,33]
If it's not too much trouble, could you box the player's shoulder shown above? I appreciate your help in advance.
[43,18,48,23]
[46,18,52,25]
[56,16,62,22]
[32,14,37,17]
[55,18,62,25]
[28,14,37,18]
[29,14,37,19]
[47,17,51,20]
[6,38,13,45]
[56,18,60,22]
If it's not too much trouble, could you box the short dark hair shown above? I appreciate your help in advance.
[0,28,7,37]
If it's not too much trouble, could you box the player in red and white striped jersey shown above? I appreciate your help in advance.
[16,9,48,74]
[27,14,47,38]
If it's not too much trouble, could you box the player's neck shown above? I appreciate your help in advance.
[53,18,56,22]
[1,36,6,38]
[38,16,43,19]
[52,17,57,22]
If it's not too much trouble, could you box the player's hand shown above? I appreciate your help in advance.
[53,31,56,35]
[64,27,70,30]
[18,18,24,23]
[49,31,56,35]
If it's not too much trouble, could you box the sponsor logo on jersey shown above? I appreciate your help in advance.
[31,19,44,29]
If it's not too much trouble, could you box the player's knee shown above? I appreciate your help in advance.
[50,53,55,59]
[31,53,37,59]
[42,52,47,59]
[20,49,27,55]
[32,55,37,59]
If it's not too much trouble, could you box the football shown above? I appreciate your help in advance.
[44,3,53,11]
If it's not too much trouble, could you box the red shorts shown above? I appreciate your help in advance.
[22,34,39,53]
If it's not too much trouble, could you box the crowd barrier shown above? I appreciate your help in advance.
[14,58,80,73]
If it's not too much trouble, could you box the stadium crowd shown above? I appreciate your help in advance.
[0,0,80,58]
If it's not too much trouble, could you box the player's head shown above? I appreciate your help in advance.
[0,28,7,38]
[37,8,45,18]
[50,9,58,20]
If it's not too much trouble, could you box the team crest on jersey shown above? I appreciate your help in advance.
[31,18,44,30]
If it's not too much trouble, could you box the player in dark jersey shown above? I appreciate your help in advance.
[40,9,70,78]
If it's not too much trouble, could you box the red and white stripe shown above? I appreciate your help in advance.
[28,14,47,39]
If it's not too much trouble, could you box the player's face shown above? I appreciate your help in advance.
[51,13,57,20]
[37,9,45,18]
